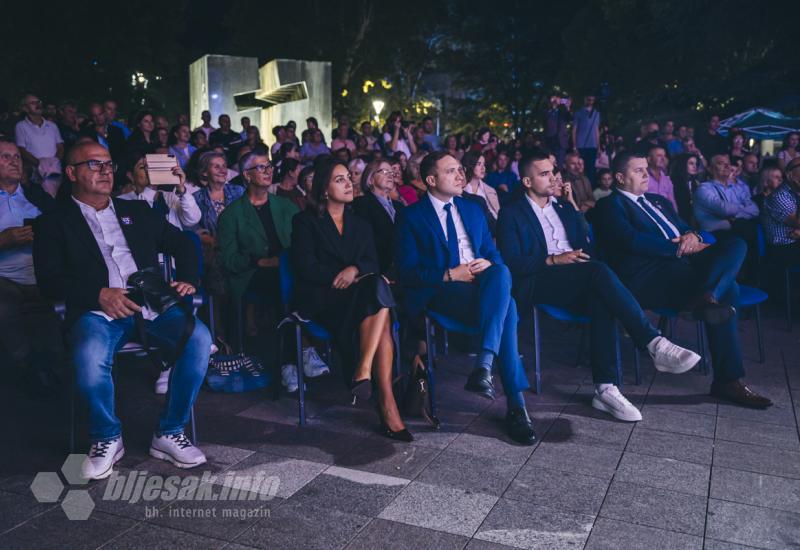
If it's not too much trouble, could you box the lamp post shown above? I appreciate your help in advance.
[372,99,385,123]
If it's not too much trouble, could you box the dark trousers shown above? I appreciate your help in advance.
[625,238,747,385]
[768,241,800,267]
[578,147,597,184]
[713,218,760,284]
[518,261,659,384]
[0,277,63,368]
[245,267,291,365]
[428,264,530,395]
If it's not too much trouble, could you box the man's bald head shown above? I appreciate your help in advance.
[65,142,114,204]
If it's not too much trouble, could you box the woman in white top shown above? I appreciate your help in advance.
[461,151,500,219]
[778,132,799,171]
[382,111,417,158]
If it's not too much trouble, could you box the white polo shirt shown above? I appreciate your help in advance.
[15,118,62,159]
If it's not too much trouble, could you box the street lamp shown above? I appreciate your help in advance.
[372,99,385,123]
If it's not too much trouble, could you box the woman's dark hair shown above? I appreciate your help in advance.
[461,151,484,181]
[310,158,349,216]
[782,131,800,151]
[185,147,211,184]
[477,127,491,141]
[596,168,612,181]
[275,141,299,163]
[298,165,315,195]
[168,124,188,146]
[279,158,300,182]
[132,110,153,130]
[190,129,206,147]
[306,117,319,129]
[729,129,746,149]
[669,152,701,223]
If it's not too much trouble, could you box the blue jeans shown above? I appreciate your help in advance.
[70,306,211,443]
[428,264,530,395]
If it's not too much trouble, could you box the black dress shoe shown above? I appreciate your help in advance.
[505,407,537,445]
[379,423,414,442]
[711,379,773,409]
[691,301,735,325]
[465,368,495,400]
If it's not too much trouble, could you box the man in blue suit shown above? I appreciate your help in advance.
[497,153,700,422]
[593,151,772,409]
[396,151,536,445]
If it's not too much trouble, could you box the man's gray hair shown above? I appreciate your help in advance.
[238,152,269,177]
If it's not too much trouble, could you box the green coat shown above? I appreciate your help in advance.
[217,193,299,300]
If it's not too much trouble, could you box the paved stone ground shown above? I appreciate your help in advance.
[1,304,799,549]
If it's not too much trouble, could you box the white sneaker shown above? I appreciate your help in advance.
[81,437,125,480]
[592,385,642,422]
[648,336,701,374]
[154,368,171,395]
[149,432,206,469]
[302,347,330,378]
[281,364,299,393]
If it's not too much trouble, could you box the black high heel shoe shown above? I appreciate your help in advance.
[349,378,372,403]
[379,422,414,442]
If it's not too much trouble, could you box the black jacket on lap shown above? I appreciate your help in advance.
[33,198,198,327]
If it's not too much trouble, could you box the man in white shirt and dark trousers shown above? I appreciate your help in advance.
[497,153,701,422]
[33,142,211,480]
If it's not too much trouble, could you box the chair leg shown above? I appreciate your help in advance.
[69,366,76,454]
[786,268,792,331]
[443,329,449,356]
[632,343,641,385]
[424,316,438,422]
[207,295,216,342]
[533,307,542,395]
[189,406,198,445]
[756,305,765,363]
[295,324,305,426]
[236,299,244,354]
[698,322,710,375]
[614,326,623,389]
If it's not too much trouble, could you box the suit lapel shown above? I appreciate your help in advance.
[420,194,447,247]
[617,191,661,235]
[319,210,349,263]
[65,199,105,266]
[520,199,548,251]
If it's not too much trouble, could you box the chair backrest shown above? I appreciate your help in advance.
[183,230,205,277]
[756,223,767,258]
[278,250,294,307]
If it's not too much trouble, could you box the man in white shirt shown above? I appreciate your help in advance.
[118,153,201,230]
[15,94,64,193]
[33,141,212,480]
[497,153,701,422]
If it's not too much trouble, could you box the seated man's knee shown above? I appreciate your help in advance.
[71,337,115,392]
[187,318,212,354]
[485,263,511,283]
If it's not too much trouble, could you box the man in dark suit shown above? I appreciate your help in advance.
[396,151,536,445]
[33,142,212,480]
[497,153,701,422]
[593,151,771,409]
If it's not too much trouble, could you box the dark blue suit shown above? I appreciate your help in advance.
[497,197,658,384]
[396,194,529,394]
[593,190,746,383]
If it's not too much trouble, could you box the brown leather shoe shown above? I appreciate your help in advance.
[710,380,773,409]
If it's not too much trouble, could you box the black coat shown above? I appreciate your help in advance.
[289,208,379,318]
[352,192,403,274]
[33,198,198,327]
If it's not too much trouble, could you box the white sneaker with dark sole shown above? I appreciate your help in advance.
[81,437,125,480]
[648,336,701,374]
[149,432,206,469]
[592,385,642,422]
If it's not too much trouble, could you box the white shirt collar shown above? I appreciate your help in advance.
[427,192,453,212]
[524,193,556,211]
[72,196,115,214]
[618,189,645,204]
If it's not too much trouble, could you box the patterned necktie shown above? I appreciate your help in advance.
[637,196,677,239]
[443,203,460,269]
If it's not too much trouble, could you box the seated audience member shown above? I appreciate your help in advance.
[299,129,331,165]
[154,127,170,153]
[291,159,410,440]
[190,129,208,150]
[103,99,131,139]
[669,153,702,226]
[274,158,307,211]
[194,110,216,141]
[33,141,211,479]
[15,93,64,177]
[84,102,127,191]
[646,145,677,211]
[693,153,760,283]
[118,152,201,230]
[593,168,614,201]
[777,131,799,171]
[397,152,427,206]
[0,140,62,395]
[562,151,595,213]
[592,152,772,409]
[396,151,536,445]
[57,100,82,150]
[761,157,800,266]
[496,153,700,421]
[209,114,242,166]
[756,165,784,206]
[331,116,356,154]
[741,152,760,194]
[462,151,500,219]
[383,112,417,158]
[270,125,286,158]
[348,157,366,192]
[484,150,519,198]
[127,111,158,157]
[192,151,245,239]
[298,165,315,198]
[353,159,404,275]
[168,124,196,170]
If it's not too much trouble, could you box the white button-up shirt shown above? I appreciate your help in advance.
[618,189,680,239]
[72,197,157,320]
[525,195,573,255]
[428,193,475,264]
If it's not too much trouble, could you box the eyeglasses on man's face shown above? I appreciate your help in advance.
[71,159,117,173]
[247,163,273,173]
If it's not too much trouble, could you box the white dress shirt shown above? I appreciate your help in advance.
[525,195,573,255]
[72,197,157,321]
[618,189,680,239]
[428,193,475,264]
[117,186,201,230]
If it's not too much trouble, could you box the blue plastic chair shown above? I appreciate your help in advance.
[424,311,479,423]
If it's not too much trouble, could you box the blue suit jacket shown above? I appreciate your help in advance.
[593,189,691,284]
[396,193,503,315]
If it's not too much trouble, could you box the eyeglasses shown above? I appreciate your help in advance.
[374,168,392,175]
[247,163,273,173]
[0,153,21,162]
[70,159,117,173]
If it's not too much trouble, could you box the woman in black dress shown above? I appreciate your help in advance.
[291,158,411,440]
